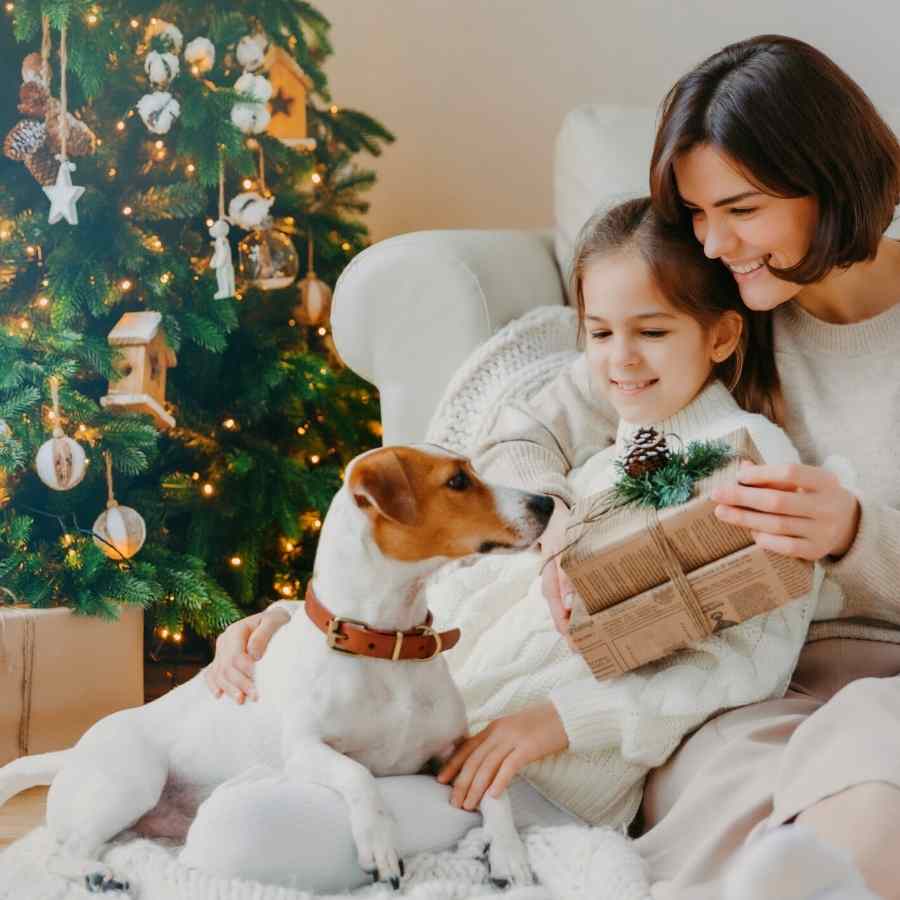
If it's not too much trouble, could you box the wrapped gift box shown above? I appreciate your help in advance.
[0,605,144,766]
[561,428,813,678]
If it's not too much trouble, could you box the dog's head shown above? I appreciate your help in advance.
[344,445,554,562]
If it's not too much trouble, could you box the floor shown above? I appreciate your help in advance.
[0,658,204,851]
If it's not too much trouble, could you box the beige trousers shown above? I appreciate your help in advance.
[635,638,900,899]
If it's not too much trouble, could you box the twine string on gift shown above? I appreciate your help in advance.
[0,588,37,755]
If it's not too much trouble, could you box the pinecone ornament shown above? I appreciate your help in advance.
[24,141,59,185]
[3,119,46,160]
[623,427,670,478]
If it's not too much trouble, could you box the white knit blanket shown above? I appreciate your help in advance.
[0,823,649,900]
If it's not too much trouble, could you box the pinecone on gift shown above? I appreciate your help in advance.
[623,427,670,477]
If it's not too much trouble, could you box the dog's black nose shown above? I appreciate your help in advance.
[526,494,555,521]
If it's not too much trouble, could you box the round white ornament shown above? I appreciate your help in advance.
[93,502,146,560]
[231,102,270,135]
[235,72,273,103]
[137,91,181,135]
[0,419,11,441]
[144,51,180,86]
[185,37,215,74]
[36,431,87,490]
[236,33,269,72]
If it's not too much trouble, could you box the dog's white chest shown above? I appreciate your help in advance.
[258,621,466,777]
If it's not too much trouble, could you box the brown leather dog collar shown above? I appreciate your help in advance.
[304,581,460,661]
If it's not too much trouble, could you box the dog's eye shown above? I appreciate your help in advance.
[446,471,470,491]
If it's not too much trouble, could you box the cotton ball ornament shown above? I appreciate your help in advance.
[236,33,269,72]
[138,91,181,135]
[235,72,273,103]
[145,20,183,53]
[144,51,180,86]
[228,191,274,230]
[185,37,215,74]
[0,419,11,441]
[231,102,270,135]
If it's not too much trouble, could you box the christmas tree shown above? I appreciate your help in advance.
[0,1,393,646]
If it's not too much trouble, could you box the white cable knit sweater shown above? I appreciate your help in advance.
[422,379,819,826]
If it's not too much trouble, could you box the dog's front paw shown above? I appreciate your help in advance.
[487,832,533,889]
[354,809,404,890]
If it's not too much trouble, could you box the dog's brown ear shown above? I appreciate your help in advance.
[351,449,418,525]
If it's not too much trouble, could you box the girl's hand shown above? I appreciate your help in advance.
[203,606,291,703]
[539,500,578,646]
[436,702,569,810]
[712,462,861,561]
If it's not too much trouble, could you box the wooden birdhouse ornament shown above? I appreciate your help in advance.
[265,45,317,151]
[100,311,177,429]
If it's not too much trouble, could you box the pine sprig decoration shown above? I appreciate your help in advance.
[613,437,735,510]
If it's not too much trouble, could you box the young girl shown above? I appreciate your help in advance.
[194,196,822,891]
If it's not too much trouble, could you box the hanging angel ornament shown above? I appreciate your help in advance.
[209,219,234,299]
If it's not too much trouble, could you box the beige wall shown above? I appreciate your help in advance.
[318,1,900,243]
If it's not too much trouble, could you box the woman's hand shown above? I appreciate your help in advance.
[203,606,291,703]
[436,702,569,810]
[712,462,860,560]
[539,500,578,645]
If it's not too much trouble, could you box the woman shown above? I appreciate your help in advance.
[208,35,900,899]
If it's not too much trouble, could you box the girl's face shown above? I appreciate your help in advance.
[582,250,739,425]
[673,144,819,312]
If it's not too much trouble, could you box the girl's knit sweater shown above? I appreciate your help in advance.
[422,379,816,825]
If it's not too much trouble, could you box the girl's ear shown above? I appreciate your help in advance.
[709,310,744,363]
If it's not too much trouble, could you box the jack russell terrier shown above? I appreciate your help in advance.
[0,444,554,894]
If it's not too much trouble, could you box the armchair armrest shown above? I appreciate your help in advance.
[332,229,565,445]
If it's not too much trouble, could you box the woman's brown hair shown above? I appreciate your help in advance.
[651,34,900,286]
[572,197,781,422]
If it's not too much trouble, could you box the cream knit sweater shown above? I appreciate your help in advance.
[473,300,900,646]
[419,379,815,826]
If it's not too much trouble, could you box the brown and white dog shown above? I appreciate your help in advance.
[0,444,554,894]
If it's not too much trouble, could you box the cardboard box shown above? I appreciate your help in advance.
[561,428,813,677]
[0,605,144,766]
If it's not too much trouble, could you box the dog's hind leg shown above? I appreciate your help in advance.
[44,734,169,895]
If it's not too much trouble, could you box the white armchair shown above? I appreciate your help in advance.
[332,104,900,445]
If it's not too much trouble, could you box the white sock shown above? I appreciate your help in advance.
[724,824,878,900]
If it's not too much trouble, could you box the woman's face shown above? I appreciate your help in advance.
[673,144,819,312]
[582,250,736,425]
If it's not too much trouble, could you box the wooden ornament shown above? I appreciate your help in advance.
[93,453,145,560]
[293,270,332,325]
[265,45,316,150]
[36,378,87,491]
[36,434,87,490]
[100,311,177,430]
[291,237,332,325]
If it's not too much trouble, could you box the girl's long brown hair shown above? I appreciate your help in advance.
[572,197,782,423]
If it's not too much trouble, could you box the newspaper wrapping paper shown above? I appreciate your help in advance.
[560,428,813,676]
